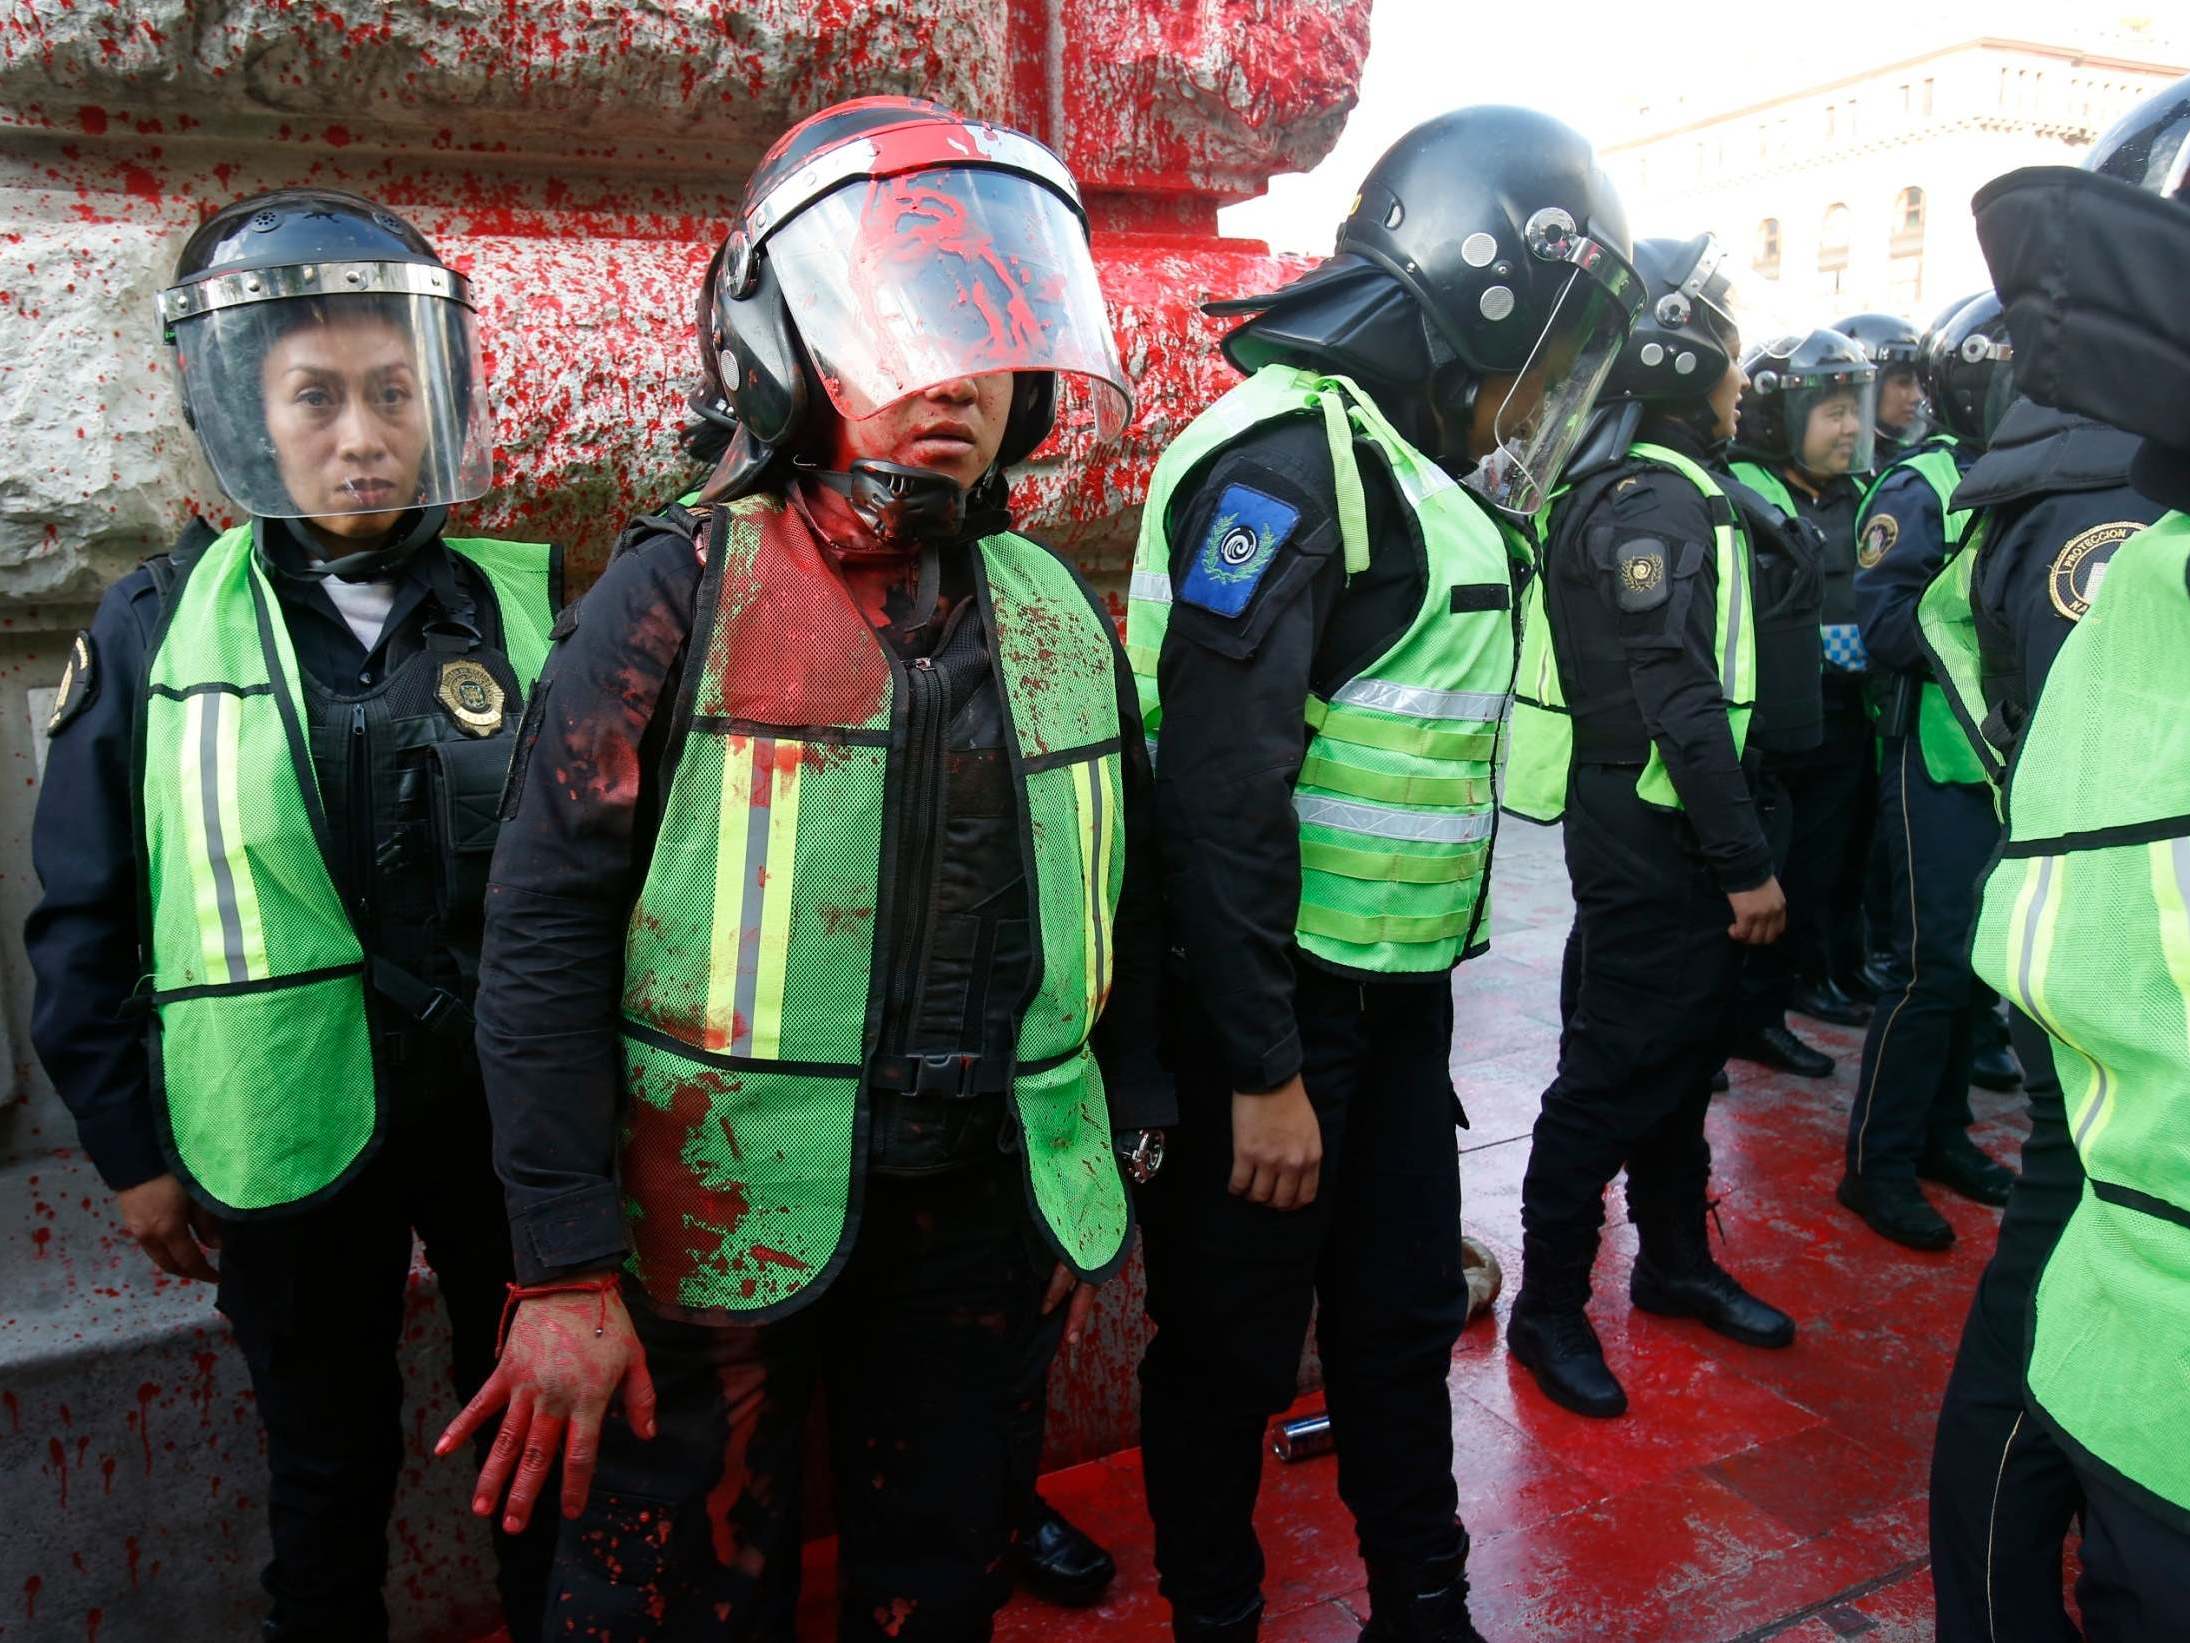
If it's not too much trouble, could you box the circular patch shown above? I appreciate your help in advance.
[1217,524,1260,567]
[2048,520,2141,621]
[1621,554,1664,595]
[1857,512,1899,569]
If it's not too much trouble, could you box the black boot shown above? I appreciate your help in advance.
[1728,1023,1835,1078]
[1508,1242,1625,1418]
[1361,1554,1489,1643]
[1012,1493,1117,1607]
[1789,977,1870,1026]
[1174,1595,1264,1642]
[1967,1043,2024,1093]
[1920,1136,2016,1206]
[1836,1171,1955,1250]
[1629,1207,1795,1349]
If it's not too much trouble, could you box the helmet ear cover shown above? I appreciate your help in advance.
[715,254,809,459]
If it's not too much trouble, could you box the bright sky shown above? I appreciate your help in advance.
[1219,0,2175,253]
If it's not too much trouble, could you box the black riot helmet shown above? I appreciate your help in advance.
[156,189,490,574]
[1835,311,1928,443]
[694,96,1131,539]
[2084,71,2190,196]
[1602,234,1738,403]
[1921,292,2016,447]
[1734,327,1879,478]
[1213,105,1642,515]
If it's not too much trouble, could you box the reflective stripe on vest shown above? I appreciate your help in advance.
[619,496,1129,1320]
[1505,442,1756,821]
[1971,511,2190,1514]
[139,522,554,1213]
[1861,439,1987,787]
[1125,364,1524,974]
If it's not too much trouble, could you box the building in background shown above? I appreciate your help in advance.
[1602,28,2185,330]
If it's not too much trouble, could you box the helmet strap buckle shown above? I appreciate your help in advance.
[797,458,968,549]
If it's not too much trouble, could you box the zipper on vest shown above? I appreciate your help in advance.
[885,655,947,1033]
[348,703,372,924]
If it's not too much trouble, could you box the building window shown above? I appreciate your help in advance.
[1892,186,1926,250]
[1755,217,1782,276]
[1922,77,1934,115]
[1819,203,1851,271]
[1826,103,1837,140]
[1888,254,1924,309]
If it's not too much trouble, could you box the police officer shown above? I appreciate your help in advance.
[1836,313,1930,450]
[1727,330,1881,1037]
[440,98,1166,1641]
[1127,106,1643,1641]
[24,190,558,1642]
[1503,232,1797,1421]
[1917,75,2187,1642]
[1837,295,2020,1252]
[1948,129,2190,1636]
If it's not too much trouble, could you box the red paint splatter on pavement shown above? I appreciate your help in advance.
[25,1574,41,1620]
[133,1383,158,1475]
[48,1436,68,1507]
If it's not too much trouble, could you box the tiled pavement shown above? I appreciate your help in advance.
[968,822,2036,1642]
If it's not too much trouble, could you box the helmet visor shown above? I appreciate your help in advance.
[1787,373,1879,477]
[767,166,1132,446]
[168,286,490,520]
[1466,265,1632,515]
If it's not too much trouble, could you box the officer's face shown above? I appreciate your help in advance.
[1708,357,1749,442]
[1878,366,1923,432]
[1799,390,1865,475]
[833,373,1014,490]
[262,314,429,541]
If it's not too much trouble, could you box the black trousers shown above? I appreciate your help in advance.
[1771,683,1876,989]
[1736,764,1798,1036]
[547,1157,1050,1642]
[1521,765,1740,1287]
[214,1044,553,1643]
[1845,736,1998,1180]
[2075,1462,2190,1640]
[1139,963,1469,1621]
[1930,1011,2085,1643]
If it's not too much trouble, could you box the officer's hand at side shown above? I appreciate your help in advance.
[1230,1077,1322,1211]
[116,1173,220,1283]
[435,1281,658,1534]
[1041,1261,1099,1348]
[1727,877,1788,946]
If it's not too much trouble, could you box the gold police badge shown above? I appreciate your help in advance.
[1621,552,1665,595]
[46,631,94,735]
[2048,521,2140,622]
[436,657,506,737]
[1857,512,1898,569]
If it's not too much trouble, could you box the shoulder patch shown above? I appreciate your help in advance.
[1178,482,1300,618]
[1857,512,1898,568]
[1614,537,1671,612]
[2048,520,2140,621]
[45,631,96,736]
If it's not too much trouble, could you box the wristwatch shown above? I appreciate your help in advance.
[1118,1128,1167,1185]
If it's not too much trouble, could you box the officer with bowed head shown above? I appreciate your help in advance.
[1503,231,1800,1420]
[1725,329,1883,1040]
[442,96,1167,1640]
[25,189,560,1640]
[1917,72,2190,1643]
[1836,311,1930,450]
[1125,105,1643,1642]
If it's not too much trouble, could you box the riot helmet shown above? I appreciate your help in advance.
[1921,292,2015,448]
[1212,105,1642,515]
[1606,235,1739,402]
[1735,328,1878,479]
[157,190,490,533]
[697,96,1131,535]
[1835,312,1927,443]
[2084,71,2190,197]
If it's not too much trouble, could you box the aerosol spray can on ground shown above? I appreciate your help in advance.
[1271,1412,1334,1461]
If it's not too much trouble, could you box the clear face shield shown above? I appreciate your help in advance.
[158,265,491,520]
[765,162,1132,448]
[1875,360,1930,442]
[1464,216,1641,516]
[1792,379,1879,477]
[1965,332,2019,444]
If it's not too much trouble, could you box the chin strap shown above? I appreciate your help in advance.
[285,506,450,583]
[795,458,967,551]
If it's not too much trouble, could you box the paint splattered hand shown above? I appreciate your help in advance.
[435,1279,658,1534]
[116,1173,220,1283]
[1042,1261,1098,1348]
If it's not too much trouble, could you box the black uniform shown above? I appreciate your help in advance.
[25,516,560,1643]
[1518,421,1774,1311]
[1924,400,2163,1643]
[475,504,1166,1641]
[1135,411,1477,1624]
[1846,446,1996,1187]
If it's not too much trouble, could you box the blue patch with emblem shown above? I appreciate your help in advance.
[1178,483,1300,617]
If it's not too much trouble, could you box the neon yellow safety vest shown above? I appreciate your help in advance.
[1971,511,2190,1514]
[1856,437,1986,787]
[1124,364,1527,974]
[619,495,1130,1320]
[1505,441,1757,822]
[139,522,555,1213]
[1914,517,2007,796]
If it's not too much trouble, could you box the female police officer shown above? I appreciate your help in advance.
[440,98,1165,1641]
[25,189,559,1641]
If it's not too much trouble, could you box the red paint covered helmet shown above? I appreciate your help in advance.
[698,96,1131,500]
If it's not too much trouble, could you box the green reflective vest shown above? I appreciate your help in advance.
[1914,517,2008,796]
[1857,437,1987,787]
[620,495,1129,1320]
[1971,510,2190,1516]
[139,522,555,1214]
[1506,441,1756,822]
[1124,364,1526,974]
